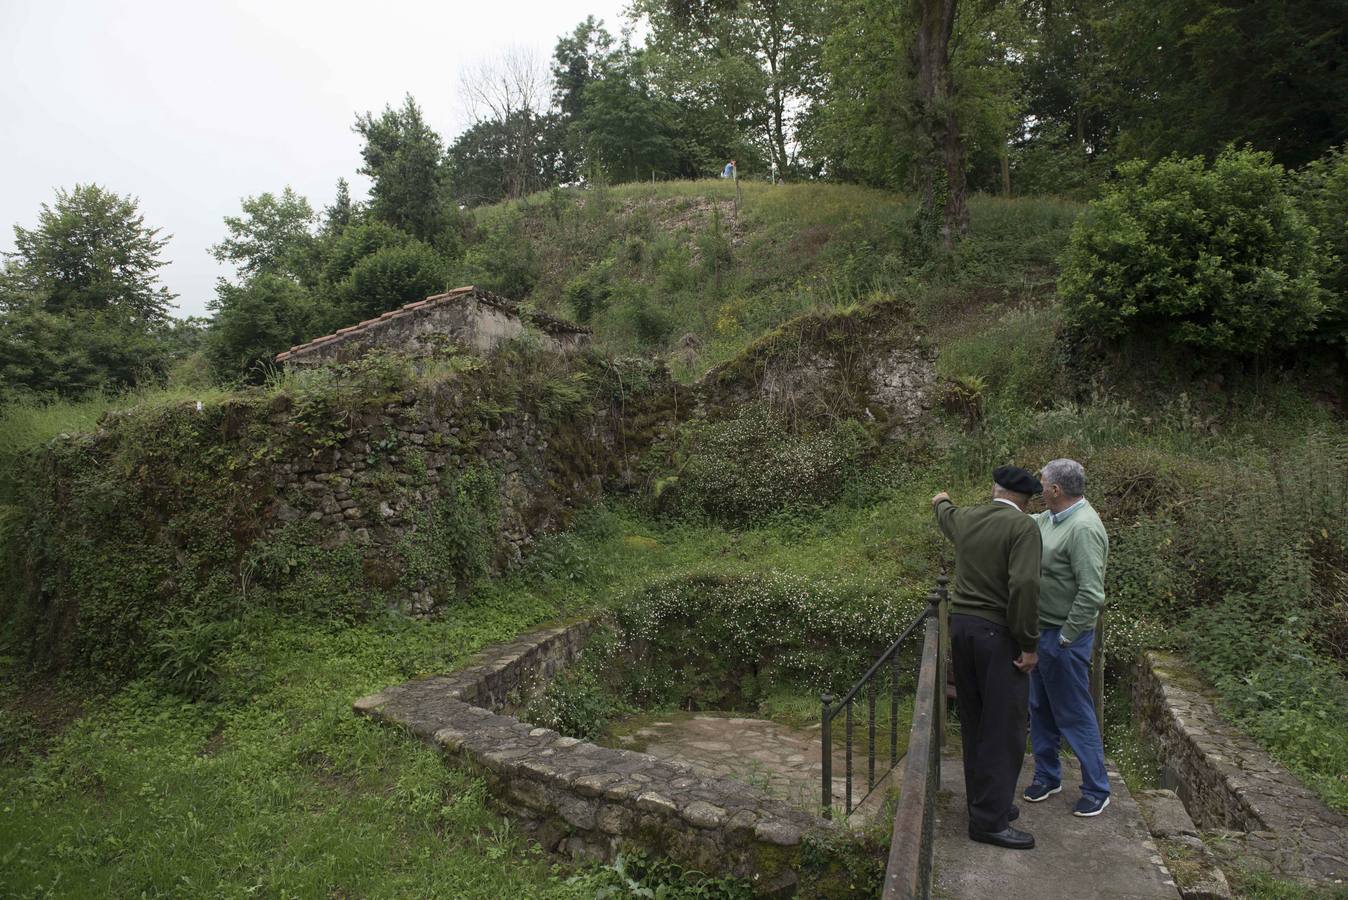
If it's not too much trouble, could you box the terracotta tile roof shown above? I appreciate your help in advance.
[274,286,590,364]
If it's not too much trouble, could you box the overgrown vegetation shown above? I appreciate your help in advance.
[528,571,925,742]
[2,179,1343,898]
[1059,147,1339,355]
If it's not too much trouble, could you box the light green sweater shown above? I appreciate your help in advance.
[1031,499,1109,643]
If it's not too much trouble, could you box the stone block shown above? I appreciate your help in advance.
[681,800,727,829]
[636,791,678,816]
[1138,789,1200,837]
[557,796,597,830]
[754,820,802,846]
[595,803,632,835]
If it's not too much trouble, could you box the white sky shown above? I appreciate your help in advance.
[1,0,636,317]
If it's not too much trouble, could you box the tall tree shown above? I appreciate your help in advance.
[910,0,968,246]
[0,185,177,398]
[637,0,823,177]
[1103,0,1348,167]
[354,96,454,244]
[460,48,556,200]
[321,178,355,236]
[2,184,175,323]
[448,113,567,206]
[576,51,681,181]
[209,187,318,285]
[552,17,616,121]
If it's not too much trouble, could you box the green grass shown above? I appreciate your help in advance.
[473,179,1081,380]
[3,178,1346,897]
[0,487,937,898]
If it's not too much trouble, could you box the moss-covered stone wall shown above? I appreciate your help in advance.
[6,349,682,678]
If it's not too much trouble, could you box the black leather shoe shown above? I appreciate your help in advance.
[1008,804,1020,822]
[968,825,1035,849]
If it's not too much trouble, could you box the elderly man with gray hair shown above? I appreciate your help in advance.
[1021,458,1112,817]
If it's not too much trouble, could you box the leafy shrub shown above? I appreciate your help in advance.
[1121,434,1348,811]
[338,242,449,322]
[400,465,501,593]
[590,572,922,711]
[562,259,615,324]
[657,405,870,525]
[319,220,416,288]
[461,212,539,299]
[562,851,753,899]
[0,707,41,761]
[612,282,674,348]
[525,663,628,742]
[1296,145,1348,349]
[937,303,1061,402]
[205,273,317,383]
[1058,148,1328,355]
[148,612,245,700]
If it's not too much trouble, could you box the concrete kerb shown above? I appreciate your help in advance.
[353,620,854,894]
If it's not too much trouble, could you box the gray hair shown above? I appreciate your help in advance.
[1041,458,1086,497]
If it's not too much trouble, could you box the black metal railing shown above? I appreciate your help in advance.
[819,576,948,820]
[882,580,947,899]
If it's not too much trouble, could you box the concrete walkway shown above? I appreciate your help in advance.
[932,752,1179,899]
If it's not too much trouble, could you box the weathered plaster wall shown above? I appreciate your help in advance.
[282,289,590,368]
[355,623,855,896]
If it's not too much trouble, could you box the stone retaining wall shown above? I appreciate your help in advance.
[1134,652,1348,885]
[355,622,853,896]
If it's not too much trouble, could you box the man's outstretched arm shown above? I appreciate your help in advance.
[932,491,958,542]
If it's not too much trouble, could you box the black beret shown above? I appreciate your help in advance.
[993,465,1042,495]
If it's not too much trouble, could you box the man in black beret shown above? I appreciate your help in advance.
[932,465,1043,849]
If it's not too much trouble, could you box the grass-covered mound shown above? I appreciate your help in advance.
[469,180,1079,379]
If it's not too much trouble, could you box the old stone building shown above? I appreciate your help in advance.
[275,286,591,367]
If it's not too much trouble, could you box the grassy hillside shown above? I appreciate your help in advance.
[2,180,1344,899]
[465,179,1077,377]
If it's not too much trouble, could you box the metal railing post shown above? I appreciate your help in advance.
[935,575,950,756]
[821,693,833,819]
[868,680,877,791]
[845,700,854,814]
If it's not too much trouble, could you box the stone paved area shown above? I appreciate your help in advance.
[354,624,853,893]
[932,753,1179,900]
[609,714,898,824]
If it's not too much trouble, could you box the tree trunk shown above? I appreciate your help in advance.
[912,0,968,248]
[1001,137,1011,196]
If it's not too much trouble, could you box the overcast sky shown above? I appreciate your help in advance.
[1,0,636,318]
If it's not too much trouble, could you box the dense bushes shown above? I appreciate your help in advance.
[1059,148,1328,355]
[337,242,449,322]
[205,274,315,383]
[654,404,871,525]
[529,572,924,741]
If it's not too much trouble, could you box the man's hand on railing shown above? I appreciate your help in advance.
[1013,650,1038,674]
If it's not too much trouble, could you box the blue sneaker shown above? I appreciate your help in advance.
[1073,795,1110,817]
[1023,782,1062,802]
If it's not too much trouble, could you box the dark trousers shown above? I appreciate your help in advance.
[950,613,1030,833]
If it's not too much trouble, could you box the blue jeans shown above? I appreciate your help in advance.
[1029,627,1110,801]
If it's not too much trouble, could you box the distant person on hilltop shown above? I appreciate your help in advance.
[721,159,736,179]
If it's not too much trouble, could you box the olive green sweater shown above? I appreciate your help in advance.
[934,499,1042,651]
[1031,499,1109,643]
